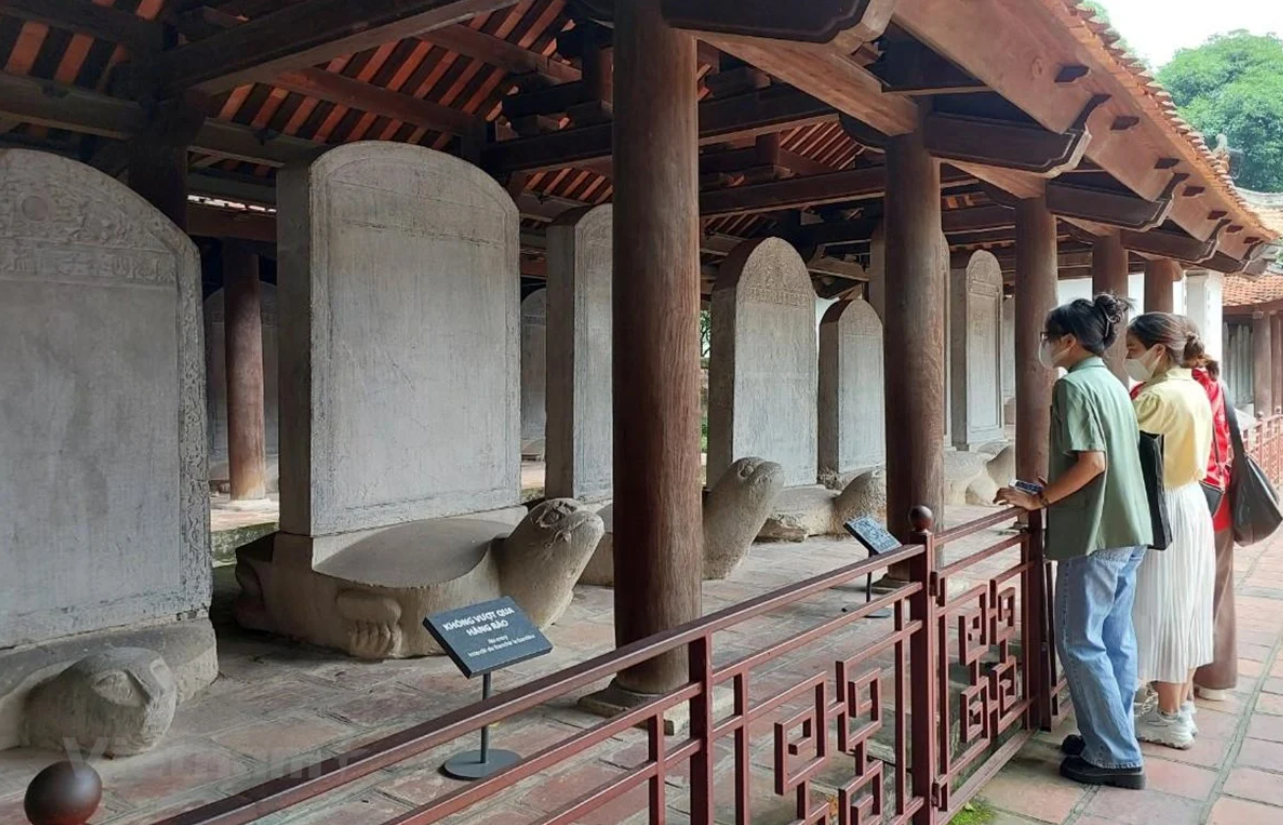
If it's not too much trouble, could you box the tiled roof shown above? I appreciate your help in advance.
[1224,273,1283,308]
[1051,0,1279,245]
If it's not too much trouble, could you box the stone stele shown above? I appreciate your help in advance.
[580,457,785,585]
[0,149,211,650]
[246,143,594,658]
[545,205,613,502]
[277,141,521,540]
[23,649,177,757]
[708,238,818,488]
[235,499,604,658]
[520,288,548,460]
[818,298,885,478]
[950,250,1005,450]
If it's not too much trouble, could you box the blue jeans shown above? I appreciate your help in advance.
[1055,546,1146,769]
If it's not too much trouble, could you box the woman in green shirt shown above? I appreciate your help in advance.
[997,294,1152,790]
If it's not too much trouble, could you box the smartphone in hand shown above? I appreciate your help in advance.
[1012,479,1044,496]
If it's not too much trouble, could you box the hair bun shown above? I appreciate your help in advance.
[1092,292,1132,326]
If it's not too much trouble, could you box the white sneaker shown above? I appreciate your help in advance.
[1195,686,1232,702]
[1136,706,1195,750]
[1133,686,1158,717]
[1180,701,1199,737]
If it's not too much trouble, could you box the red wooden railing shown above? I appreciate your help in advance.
[1244,413,1283,488]
[28,507,1054,825]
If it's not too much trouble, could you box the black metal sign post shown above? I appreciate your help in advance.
[843,516,900,619]
[423,597,552,780]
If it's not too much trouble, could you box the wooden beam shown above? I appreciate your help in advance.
[272,67,482,138]
[922,111,1088,176]
[419,24,581,84]
[188,204,276,243]
[706,32,917,137]
[701,164,973,218]
[873,38,988,95]
[502,81,596,120]
[1119,226,1219,265]
[145,0,520,95]
[0,72,320,167]
[662,0,896,44]
[0,0,163,54]
[1045,179,1173,231]
[484,86,834,174]
[0,72,142,140]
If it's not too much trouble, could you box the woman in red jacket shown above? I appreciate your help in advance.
[1131,323,1235,700]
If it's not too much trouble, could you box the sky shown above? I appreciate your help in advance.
[1092,0,1283,67]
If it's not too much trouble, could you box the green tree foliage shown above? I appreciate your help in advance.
[1158,31,1283,191]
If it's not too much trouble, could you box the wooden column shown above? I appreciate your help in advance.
[125,100,205,230]
[1273,314,1283,416]
[1254,311,1273,417]
[610,0,701,695]
[1144,258,1180,314]
[223,243,268,500]
[128,142,189,230]
[1091,233,1129,381]
[1014,197,1058,483]
[883,105,944,550]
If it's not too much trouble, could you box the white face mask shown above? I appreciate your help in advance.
[1125,347,1161,383]
[1038,341,1058,369]
[1039,338,1066,370]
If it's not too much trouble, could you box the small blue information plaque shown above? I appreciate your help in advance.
[422,597,552,679]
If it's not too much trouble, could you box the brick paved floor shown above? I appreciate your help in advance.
[4,507,1281,825]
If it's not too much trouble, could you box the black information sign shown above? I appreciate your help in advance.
[423,597,552,679]
[841,517,898,619]
[844,516,902,555]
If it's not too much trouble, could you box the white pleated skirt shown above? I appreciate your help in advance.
[1134,481,1217,684]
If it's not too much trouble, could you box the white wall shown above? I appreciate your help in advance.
[1057,273,1187,316]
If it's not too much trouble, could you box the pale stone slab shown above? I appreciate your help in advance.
[205,283,280,473]
[950,250,1005,449]
[520,289,547,459]
[818,298,884,478]
[546,205,612,502]
[1001,294,1015,423]
[277,142,520,535]
[0,149,209,648]
[708,237,818,488]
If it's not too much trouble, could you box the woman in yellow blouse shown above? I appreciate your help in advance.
[1125,313,1216,751]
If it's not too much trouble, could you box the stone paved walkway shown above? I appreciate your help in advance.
[977,528,1283,825]
[3,508,1282,825]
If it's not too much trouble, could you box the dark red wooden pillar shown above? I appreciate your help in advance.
[1254,311,1273,417]
[883,105,944,555]
[127,142,189,230]
[1014,197,1058,484]
[1091,233,1129,381]
[224,243,268,500]
[1144,258,1180,314]
[1272,313,1283,414]
[125,100,205,231]
[611,0,702,695]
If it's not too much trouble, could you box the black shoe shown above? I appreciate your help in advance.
[1061,734,1085,756]
[1059,756,1145,790]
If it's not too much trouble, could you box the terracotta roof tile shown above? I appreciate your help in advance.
[1224,273,1283,307]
